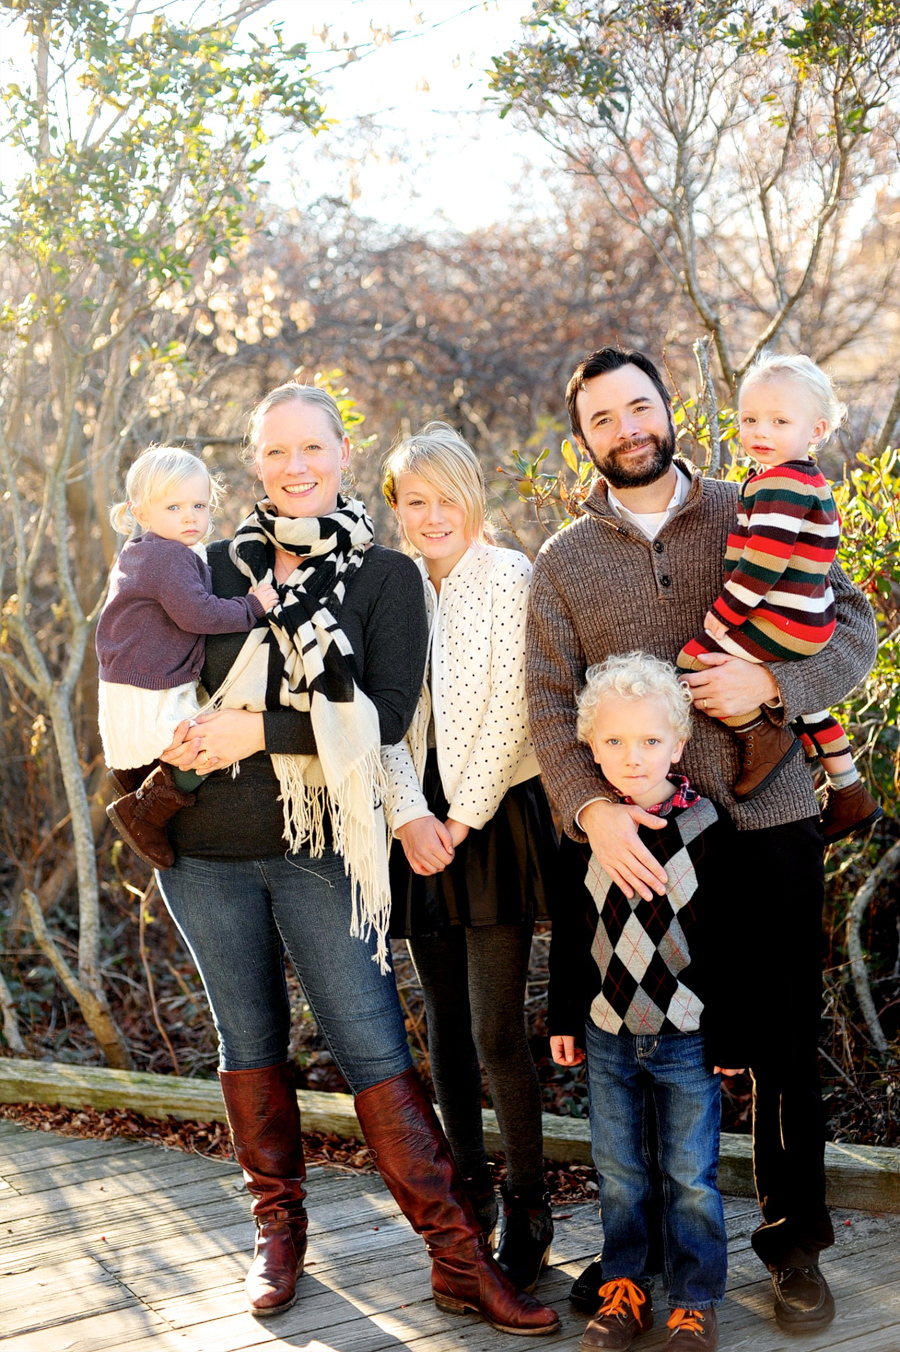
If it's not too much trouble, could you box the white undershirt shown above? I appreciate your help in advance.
[606,467,690,540]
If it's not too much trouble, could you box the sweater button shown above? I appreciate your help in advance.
[660,575,672,588]
[617,526,628,536]
[653,540,664,553]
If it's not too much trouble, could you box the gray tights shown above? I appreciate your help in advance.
[407,921,544,1187]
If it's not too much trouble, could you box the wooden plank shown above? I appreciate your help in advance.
[0,1058,362,1138]
[3,1058,898,1213]
[0,1305,175,1352]
[2,1119,900,1352]
[2,1146,235,1197]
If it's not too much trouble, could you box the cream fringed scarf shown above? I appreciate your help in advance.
[212,496,392,972]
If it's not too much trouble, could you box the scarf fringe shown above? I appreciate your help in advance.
[272,745,392,974]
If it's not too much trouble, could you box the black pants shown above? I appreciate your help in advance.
[745,816,834,1268]
[408,921,544,1187]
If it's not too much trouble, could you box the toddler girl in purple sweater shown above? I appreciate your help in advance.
[97,446,277,869]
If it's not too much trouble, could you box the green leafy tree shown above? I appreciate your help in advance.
[0,0,326,1065]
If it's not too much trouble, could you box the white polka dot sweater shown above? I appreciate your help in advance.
[382,544,541,834]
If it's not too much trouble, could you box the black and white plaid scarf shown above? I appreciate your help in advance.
[211,495,391,971]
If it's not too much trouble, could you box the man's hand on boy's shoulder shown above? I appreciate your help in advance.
[550,1035,585,1067]
[581,799,667,901]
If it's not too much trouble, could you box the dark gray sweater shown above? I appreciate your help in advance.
[169,540,429,860]
[96,533,263,689]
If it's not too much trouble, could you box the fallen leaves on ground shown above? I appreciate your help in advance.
[0,1099,601,1201]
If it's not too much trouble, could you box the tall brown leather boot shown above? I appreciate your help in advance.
[106,763,195,868]
[732,716,802,800]
[219,1062,308,1317]
[354,1068,559,1336]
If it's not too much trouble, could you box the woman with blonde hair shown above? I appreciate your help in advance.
[383,422,558,1294]
[154,388,558,1335]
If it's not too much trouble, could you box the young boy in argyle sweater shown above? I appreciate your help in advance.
[677,353,882,842]
[549,653,751,1352]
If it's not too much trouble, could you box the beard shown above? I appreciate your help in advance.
[590,427,676,489]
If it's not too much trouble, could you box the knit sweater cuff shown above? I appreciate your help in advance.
[247,593,265,619]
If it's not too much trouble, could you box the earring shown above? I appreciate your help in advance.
[252,478,266,503]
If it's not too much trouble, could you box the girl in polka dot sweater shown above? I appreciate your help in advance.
[382,423,558,1296]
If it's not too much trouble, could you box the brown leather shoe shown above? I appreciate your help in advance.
[106,763,156,797]
[354,1068,559,1336]
[220,1063,307,1317]
[667,1306,718,1349]
[581,1278,652,1350]
[732,716,802,800]
[821,779,884,843]
[106,764,195,869]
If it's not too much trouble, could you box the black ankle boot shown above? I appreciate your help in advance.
[461,1165,499,1245]
[495,1179,554,1293]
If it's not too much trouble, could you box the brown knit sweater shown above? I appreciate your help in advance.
[526,460,878,837]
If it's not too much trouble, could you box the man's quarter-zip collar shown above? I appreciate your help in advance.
[582,458,705,544]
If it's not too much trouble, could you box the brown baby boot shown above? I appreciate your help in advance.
[106,763,156,797]
[732,716,802,800]
[821,780,884,843]
[107,764,195,869]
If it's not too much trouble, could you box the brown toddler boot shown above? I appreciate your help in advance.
[107,764,195,869]
[732,716,802,800]
[107,763,156,797]
[821,780,884,843]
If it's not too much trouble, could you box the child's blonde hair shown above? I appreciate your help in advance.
[577,652,694,745]
[739,352,847,441]
[382,421,494,549]
[110,446,222,538]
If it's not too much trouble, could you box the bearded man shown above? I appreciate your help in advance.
[526,347,877,1340]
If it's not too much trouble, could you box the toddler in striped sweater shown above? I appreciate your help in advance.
[678,353,882,842]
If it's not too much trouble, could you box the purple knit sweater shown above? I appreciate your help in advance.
[96,533,263,690]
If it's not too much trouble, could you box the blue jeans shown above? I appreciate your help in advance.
[157,851,412,1091]
[585,1024,726,1310]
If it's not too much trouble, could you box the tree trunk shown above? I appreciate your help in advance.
[42,690,133,1069]
[845,839,900,1061]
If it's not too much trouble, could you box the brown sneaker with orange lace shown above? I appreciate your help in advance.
[666,1306,718,1349]
[581,1277,653,1350]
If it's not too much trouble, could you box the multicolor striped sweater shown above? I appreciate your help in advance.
[709,459,839,651]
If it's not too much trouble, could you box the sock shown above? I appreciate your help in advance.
[172,767,205,792]
[826,766,859,791]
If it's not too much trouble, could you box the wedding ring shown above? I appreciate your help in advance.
[702,699,708,710]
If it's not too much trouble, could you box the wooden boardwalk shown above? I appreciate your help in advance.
[1,1119,898,1352]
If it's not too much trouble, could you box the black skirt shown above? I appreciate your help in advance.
[389,749,559,938]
